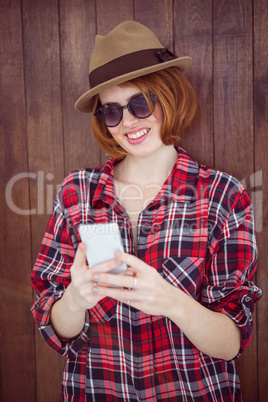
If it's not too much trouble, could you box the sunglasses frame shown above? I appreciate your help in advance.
[93,93,158,127]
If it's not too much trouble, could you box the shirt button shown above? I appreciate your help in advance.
[245,296,251,302]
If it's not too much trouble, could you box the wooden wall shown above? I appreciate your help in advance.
[0,1,267,401]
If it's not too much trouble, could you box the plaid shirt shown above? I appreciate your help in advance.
[31,147,262,401]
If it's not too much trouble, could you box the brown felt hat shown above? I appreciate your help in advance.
[75,21,192,113]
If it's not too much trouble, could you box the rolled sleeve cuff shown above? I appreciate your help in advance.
[31,297,90,358]
[205,282,262,357]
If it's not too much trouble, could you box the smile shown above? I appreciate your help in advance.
[126,128,150,139]
[125,128,150,145]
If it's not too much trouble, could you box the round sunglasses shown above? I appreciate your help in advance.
[93,93,158,127]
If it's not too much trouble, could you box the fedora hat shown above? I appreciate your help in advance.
[75,21,192,113]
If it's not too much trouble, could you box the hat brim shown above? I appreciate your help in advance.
[75,56,192,113]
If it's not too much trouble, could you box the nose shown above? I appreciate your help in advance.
[121,107,139,127]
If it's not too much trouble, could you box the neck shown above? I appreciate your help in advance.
[114,145,178,185]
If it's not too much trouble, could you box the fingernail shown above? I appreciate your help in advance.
[93,274,100,281]
[115,251,122,257]
[115,259,122,265]
[79,243,85,250]
[93,285,99,293]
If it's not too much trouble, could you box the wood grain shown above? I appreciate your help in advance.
[213,0,254,180]
[0,0,36,400]
[22,0,65,400]
[254,0,268,401]
[0,0,266,400]
[60,0,100,175]
[213,1,257,401]
[174,0,214,167]
[135,0,173,50]
[96,0,133,36]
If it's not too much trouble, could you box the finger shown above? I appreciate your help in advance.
[92,270,135,289]
[114,251,148,273]
[73,243,87,270]
[123,269,134,277]
[92,258,125,273]
[93,284,137,303]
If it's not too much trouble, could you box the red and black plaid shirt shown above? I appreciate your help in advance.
[31,147,262,401]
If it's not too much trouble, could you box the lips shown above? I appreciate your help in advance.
[125,128,150,145]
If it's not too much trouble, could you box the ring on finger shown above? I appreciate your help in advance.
[133,276,137,289]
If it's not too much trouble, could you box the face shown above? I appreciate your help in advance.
[98,84,164,158]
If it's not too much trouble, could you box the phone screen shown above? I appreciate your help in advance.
[78,223,127,273]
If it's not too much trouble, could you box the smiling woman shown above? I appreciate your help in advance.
[30,20,262,402]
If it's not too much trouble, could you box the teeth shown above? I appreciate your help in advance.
[127,129,149,139]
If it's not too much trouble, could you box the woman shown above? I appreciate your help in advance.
[31,21,262,401]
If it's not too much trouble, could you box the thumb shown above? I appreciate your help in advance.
[73,243,87,270]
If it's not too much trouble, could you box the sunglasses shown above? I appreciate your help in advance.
[93,93,158,127]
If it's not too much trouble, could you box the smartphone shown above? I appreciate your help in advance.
[78,222,127,274]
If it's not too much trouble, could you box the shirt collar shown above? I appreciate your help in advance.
[150,146,200,206]
[92,146,200,208]
[91,158,117,207]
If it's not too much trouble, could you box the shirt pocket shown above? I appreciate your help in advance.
[161,256,204,299]
[90,297,117,323]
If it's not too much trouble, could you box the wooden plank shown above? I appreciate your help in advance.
[254,0,268,401]
[135,0,173,50]
[60,0,100,175]
[96,0,133,165]
[0,0,36,400]
[213,0,253,180]
[22,0,65,400]
[22,0,65,254]
[174,0,214,167]
[97,0,133,36]
[213,1,257,401]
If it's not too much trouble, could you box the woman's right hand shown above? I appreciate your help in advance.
[66,243,129,312]
[50,243,113,338]
[66,243,103,312]
[51,243,131,339]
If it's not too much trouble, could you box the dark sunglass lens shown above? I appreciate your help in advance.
[100,104,121,127]
[129,94,155,118]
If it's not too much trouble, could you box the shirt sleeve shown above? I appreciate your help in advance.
[30,185,90,358]
[202,174,262,357]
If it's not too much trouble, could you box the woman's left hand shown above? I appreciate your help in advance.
[92,251,176,316]
[92,251,241,360]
